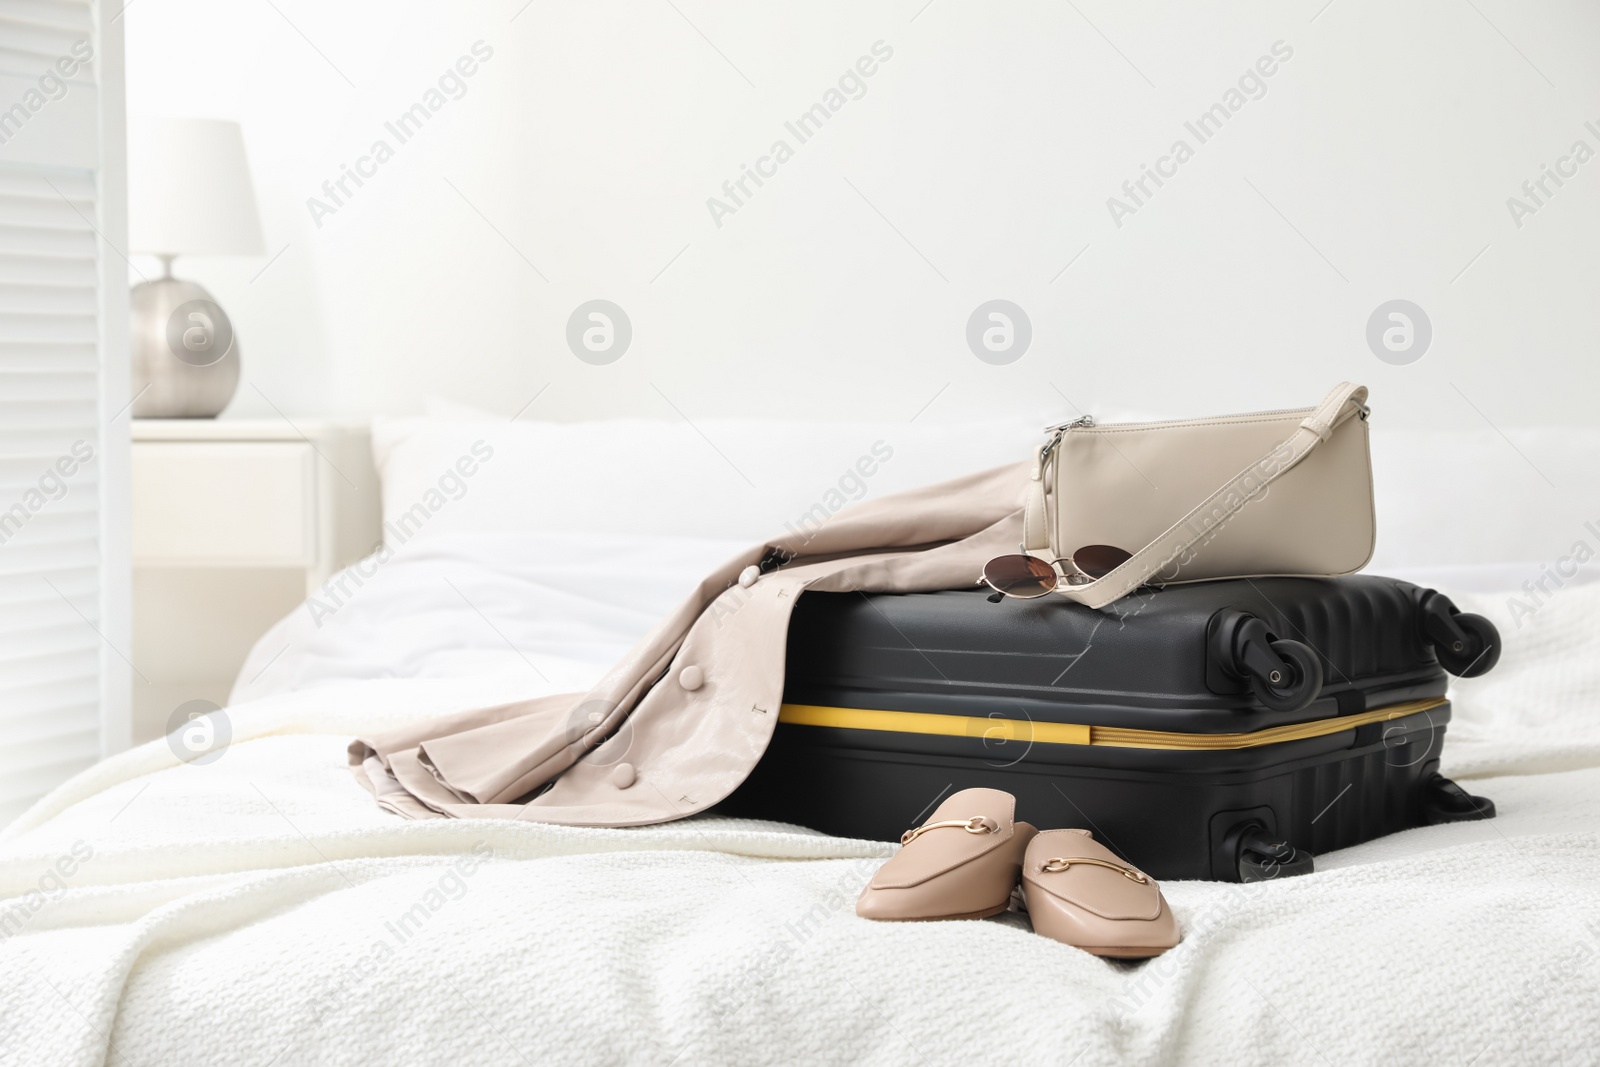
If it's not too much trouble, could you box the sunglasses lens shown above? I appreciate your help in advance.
[982,555,1058,598]
[1071,544,1133,580]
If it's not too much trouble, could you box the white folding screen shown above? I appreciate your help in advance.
[0,0,129,827]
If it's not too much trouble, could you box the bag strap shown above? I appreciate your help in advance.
[1023,382,1368,610]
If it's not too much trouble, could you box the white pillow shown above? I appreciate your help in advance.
[1368,426,1600,570]
[374,408,1600,570]
[370,412,1047,545]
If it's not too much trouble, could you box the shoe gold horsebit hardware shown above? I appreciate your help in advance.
[1040,856,1149,883]
[900,816,1000,845]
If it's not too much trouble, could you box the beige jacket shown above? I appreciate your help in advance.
[349,462,1029,825]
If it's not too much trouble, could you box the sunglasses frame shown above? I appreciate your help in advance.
[976,546,1132,601]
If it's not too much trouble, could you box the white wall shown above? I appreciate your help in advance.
[125,0,1600,429]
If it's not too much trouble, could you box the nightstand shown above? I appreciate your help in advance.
[130,420,380,743]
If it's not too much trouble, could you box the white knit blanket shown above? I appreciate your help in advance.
[3,585,1598,1067]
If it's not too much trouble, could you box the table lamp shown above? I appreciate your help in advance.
[128,118,265,418]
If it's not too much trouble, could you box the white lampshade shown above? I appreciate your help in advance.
[128,117,265,257]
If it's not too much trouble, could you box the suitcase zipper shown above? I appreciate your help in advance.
[779,697,1444,751]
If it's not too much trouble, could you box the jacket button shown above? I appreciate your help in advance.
[738,565,760,588]
[678,665,705,691]
[611,763,636,789]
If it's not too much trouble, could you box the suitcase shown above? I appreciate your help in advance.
[716,574,1501,882]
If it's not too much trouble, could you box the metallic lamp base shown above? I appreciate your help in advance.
[130,277,241,418]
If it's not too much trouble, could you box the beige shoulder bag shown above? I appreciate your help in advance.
[1021,382,1375,610]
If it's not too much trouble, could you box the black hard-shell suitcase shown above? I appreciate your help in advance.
[717,575,1501,882]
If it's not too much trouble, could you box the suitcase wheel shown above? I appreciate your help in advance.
[1419,592,1502,678]
[1421,772,1496,824]
[1230,824,1315,882]
[1210,610,1325,713]
[1250,639,1322,713]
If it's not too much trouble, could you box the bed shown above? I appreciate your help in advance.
[3,411,1599,1066]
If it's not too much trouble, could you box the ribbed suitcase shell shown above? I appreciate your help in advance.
[717,575,1463,880]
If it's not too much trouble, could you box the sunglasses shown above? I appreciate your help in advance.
[978,545,1133,601]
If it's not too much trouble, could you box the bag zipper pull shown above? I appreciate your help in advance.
[1037,415,1094,470]
[1045,415,1095,432]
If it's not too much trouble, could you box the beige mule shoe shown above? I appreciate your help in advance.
[1020,829,1180,958]
[857,788,1037,921]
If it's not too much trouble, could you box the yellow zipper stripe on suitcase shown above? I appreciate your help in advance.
[778,706,1093,746]
[777,697,1447,751]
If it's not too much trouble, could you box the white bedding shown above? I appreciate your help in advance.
[10,410,1600,1065]
[5,541,1600,1064]
[229,532,751,704]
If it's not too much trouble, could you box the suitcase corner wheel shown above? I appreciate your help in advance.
[1417,591,1502,678]
[1223,822,1316,883]
[1421,772,1497,824]
[1208,609,1324,713]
